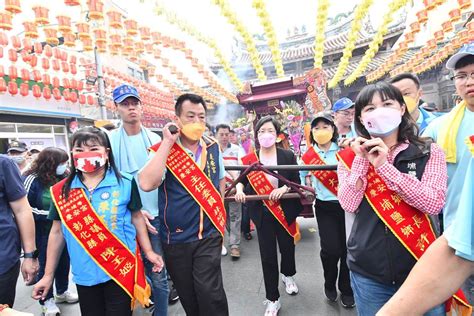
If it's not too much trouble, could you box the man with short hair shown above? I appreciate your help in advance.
[109,84,169,316]
[0,154,38,307]
[216,124,243,259]
[390,72,438,134]
[7,141,29,174]
[139,93,229,315]
[332,98,356,148]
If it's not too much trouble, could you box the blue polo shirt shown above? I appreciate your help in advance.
[0,155,26,275]
[49,169,142,286]
[416,107,438,134]
[423,107,474,229]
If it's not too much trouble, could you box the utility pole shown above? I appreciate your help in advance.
[94,46,107,119]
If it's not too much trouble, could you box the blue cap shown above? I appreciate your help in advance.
[113,84,141,103]
[332,97,354,112]
[446,41,474,70]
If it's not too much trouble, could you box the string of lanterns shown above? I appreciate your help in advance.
[313,0,330,69]
[252,0,285,77]
[344,0,410,86]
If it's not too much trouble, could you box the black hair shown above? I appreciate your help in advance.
[24,147,69,186]
[215,124,231,133]
[254,116,281,149]
[175,93,207,116]
[389,72,421,89]
[229,129,236,134]
[309,118,339,145]
[354,82,426,148]
[62,127,121,198]
[454,55,474,70]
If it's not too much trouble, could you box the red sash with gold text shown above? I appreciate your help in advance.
[337,148,471,314]
[149,142,226,236]
[241,151,300,243]
[301,146,338,196]
[50,179,150,308]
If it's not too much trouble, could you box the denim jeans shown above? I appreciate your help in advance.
[35,219,70,304]
[350,271,445,316]
[142,217,169,316]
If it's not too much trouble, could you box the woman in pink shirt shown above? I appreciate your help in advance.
[337,82,447,315]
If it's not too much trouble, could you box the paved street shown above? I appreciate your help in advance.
[14,217,356,316]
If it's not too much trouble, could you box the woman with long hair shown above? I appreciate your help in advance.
[23,147,77,315]
[32,127,163,316]
[337,82,447,315]
[301,112,354,308]
[234,116,303,316]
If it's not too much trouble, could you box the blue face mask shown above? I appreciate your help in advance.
[56,163,68,176]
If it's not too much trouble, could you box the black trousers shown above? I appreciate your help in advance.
[0,261,20,307]
[76,280,132,316]
[241,203,251,234]
[163,235,228,316]
[257,210,296,301]
[314,199,353,296]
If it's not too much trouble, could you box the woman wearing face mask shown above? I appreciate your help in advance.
[337,82,447,315]
[301,112,354,308]
[32,127,163,316]
[23,147,76,316]
[234,116,303,316]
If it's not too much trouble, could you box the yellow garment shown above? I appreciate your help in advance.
[438,101,467,163]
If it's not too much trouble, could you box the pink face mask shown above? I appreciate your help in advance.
[258,133,276,148]
[362,107,402,137]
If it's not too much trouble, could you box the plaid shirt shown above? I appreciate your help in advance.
[337,142,447,215]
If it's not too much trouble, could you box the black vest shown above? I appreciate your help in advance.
[347,142,435,285]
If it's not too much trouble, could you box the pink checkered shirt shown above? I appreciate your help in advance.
[337,142,447,215]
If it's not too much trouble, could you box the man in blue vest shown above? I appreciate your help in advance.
[139,93,228,316]
[109,84,169,315]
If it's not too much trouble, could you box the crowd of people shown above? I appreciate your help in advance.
[0,42,473,316]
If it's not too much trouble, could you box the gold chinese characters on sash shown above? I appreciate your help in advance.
[301,146,338,195]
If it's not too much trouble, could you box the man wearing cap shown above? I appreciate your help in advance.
[7,141,29,174]
[27,145,43,166]
[390,73,438,134]
[332,98,356,148]
[109,84,169,315]
[0,153,38,307]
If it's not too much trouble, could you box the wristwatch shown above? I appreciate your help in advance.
[23,249,39,259]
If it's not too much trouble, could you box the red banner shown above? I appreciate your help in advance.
[241,152,300,243]
[50,179,150,308]
[150,142,226,236]
[337,148,471,314]
[301,146,338,196]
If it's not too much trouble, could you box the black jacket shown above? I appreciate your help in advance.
[241,148,303,229]
[347,142,435,285]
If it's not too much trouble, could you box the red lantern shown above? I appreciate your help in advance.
[88,0,104,20]
[107,10,122,29]
[8,65,17,79]
[34,42,43,54]
[32,84,41,98]
[69,91,78,103]
[71,79,78,90]
[8,48,17,62]
[0,32,8,46]
[0,12,13,31]
[61,62,70,73]
[76,22,90,40]
[30,55,38,68]
[93,28,107,44]
[0,78,6,93]
[82,38,93,51]
[44,28,59,46]
[52,77,60,88]
[139,26,151,41]
[135,42,145,54]
[32,5,49,25]
[63,88,70,101]
[52,59,60,71]
[124,19,138,36]
[8,81,18,95]
[21,68,30,81]
[42,58,50,70]
[42,74,51,85]
[434,30,444,42]
[77,80,84,91]
[153,48,161,59]
[79,94,86,104]
[457,0,471,10]
[151,32,162,45]
[110,34,122,48]
[10,35,21,49]
[468,21,474,41]
[123,37,134,51]
[87,95,94,105]
[458,29,469,44]
[20,83,30,97]
[96,41,107,53]
[64,0,81,6]
[22,21,38,39]
[5,0,22,14]
[57,15,72,34]
[43,86,51,100]
[63,33,76,47]
[70,64,77,75]
[416,9,428,24]
[22,37,32,52]
[145,43,153,54]
[70,55,77,64]
[0,65,5,78]
[53,88,61,100]
[32,70,41,82]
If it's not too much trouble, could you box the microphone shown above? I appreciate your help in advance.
[168,125,178,134]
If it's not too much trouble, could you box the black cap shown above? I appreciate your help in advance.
[7,140,28,153]
[311,111,334,127]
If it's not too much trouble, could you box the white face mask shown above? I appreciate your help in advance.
[56,163,68,176]
[10,155,26,165]
[362,107,402,137]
